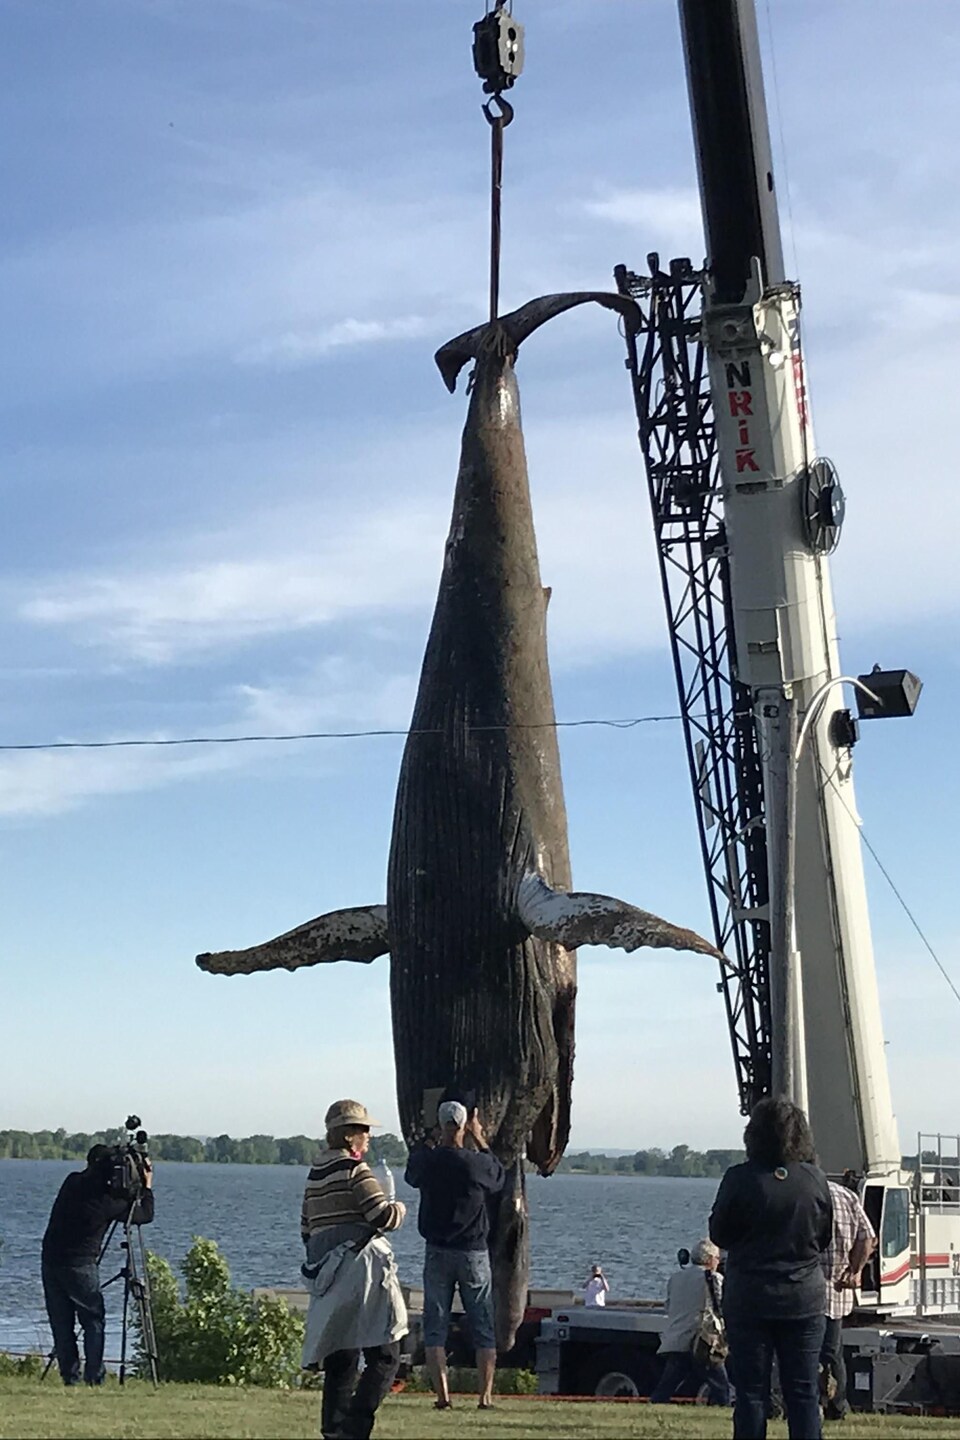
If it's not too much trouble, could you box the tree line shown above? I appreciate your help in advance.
[1,1130,738,1174]
[8,1130,942,1178]
[0,1128,407,1167]
[557,1144,746,1177]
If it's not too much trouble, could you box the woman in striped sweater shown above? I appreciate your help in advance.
[301,1100,408,1440]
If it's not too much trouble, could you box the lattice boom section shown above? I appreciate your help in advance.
[614,259,772,1113]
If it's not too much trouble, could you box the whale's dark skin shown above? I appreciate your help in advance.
[197,293,722,1351]
[390,302,580,1181]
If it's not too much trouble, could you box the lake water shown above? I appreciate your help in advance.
[0,1159,719,1359]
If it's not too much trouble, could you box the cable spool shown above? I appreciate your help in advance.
[799,455,845,554]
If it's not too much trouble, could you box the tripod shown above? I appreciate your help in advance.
[101,1200,159,1386]
[41,1199,159,1387]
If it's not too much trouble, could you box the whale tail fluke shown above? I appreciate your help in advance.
[435,291,641,394]
[517,872,723,961]
[196,904,390,976]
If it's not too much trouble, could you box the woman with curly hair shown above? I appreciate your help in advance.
[710,1097,832,1439]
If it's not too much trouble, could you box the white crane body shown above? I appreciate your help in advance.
[705,286,901,1179]
[672,0,960,1321]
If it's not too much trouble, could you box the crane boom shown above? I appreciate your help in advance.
[622,0,902,1182]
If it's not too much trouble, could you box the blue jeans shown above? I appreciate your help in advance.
[422,1245,495,1351]
[42,1259,106,1385]
[727,1313,826,1439]
[820,1316,848,1418]
[650,1350,731,1405]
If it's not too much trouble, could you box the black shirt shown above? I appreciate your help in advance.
[404,1144,505,1251]
[42,1168,155,1265]
[710,1159,832,1320]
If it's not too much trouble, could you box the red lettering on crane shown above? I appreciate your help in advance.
[729,391,753,417]
[736,448,760,473]
[738,422,750,444]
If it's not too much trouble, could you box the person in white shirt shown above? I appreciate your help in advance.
[650,1238,730,1405]
[583,1264,610,1307]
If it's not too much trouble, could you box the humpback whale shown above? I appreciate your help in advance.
[197,292,721,1350]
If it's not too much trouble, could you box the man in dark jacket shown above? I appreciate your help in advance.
[42,1144,155,1385]
[405,1100,504,1410]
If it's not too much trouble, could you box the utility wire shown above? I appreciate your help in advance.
[0,713,685,753]
[5,713,952,1008]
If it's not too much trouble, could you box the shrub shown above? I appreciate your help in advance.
[0,1352,43,1378]
[136,1237,304,1386]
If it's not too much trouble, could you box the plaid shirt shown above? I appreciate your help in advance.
[823,1181,876,1319]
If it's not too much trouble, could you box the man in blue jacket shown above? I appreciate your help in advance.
[405,1100,505,1410]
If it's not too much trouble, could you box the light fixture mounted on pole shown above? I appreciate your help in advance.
[771,669,922,1106]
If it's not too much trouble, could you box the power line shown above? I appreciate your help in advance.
[0,713,686,754]
[7,712,952,1009]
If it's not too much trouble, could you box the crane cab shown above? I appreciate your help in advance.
[856,1139,960,1317]
[858,1179,912,1312]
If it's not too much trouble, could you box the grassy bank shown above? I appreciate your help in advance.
[1,1379,958,1440]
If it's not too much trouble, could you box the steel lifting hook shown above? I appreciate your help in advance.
[482,94,515,129]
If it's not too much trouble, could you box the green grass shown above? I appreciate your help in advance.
[1,1378,959,1440]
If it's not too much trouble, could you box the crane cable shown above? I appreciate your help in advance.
[762,0,800,281]
[472,0,523,321]
[817,758,960,1012]
[484,92,512,323]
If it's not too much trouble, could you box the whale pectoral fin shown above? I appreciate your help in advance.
[517,873,722,960]
[196,905,390,976]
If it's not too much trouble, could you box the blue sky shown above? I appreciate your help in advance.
[1,0,958,1152]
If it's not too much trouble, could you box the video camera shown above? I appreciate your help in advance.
[105,1115,150,1204]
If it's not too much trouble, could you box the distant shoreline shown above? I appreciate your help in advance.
[0,1130,744,1179]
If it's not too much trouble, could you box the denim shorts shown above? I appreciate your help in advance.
[422,1244,496,1351]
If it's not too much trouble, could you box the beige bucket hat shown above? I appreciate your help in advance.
[324,1099,379,1130]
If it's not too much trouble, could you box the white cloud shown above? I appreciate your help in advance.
[0,654,421,819]
[236,314,435,368]
[0,741,240,819]
[15,408,670,669]
[15,331,960,680]
[19,502,445,663]
[235,657,418,735]
[581,186,703,253]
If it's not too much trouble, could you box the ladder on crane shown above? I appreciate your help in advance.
[614,255,771,1117]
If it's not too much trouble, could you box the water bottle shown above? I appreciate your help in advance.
[377,1159,396,1201]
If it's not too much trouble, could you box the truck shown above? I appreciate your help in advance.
[536,0,960,1412]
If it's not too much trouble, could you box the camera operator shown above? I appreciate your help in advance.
[41,1144,154,1386]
